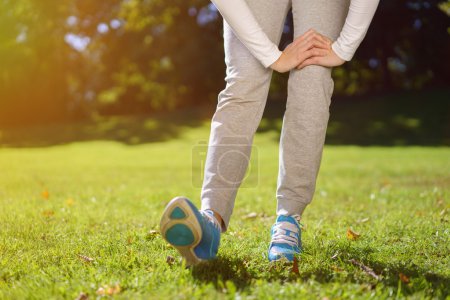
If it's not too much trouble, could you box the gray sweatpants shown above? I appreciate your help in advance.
[201,0,350,231]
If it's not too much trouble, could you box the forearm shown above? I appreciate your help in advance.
[331,0,380,61]
[210,0,282,68]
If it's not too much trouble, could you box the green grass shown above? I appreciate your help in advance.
[0,123,449,299]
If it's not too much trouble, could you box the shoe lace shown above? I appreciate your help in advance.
[271,218,300,247]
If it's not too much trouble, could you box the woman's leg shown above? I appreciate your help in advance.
[276,0,350,217]
[201,0,291,231]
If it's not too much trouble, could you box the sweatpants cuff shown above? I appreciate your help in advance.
[276,197,309,218]
[201,197,233,233]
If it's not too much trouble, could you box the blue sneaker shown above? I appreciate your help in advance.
[268,215,302,262]
[160,196,221,266]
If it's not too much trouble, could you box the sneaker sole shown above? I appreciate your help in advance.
[160,196,203,266]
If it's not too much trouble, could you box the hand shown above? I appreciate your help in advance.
[296,33,345,69]
[270,29,330,73]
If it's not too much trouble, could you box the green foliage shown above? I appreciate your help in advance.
[0,0,73,125]
[438,0,450,16]
[0,0,448,126]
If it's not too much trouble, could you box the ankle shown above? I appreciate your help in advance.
[204,209,224,231]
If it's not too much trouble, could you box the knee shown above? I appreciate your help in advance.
[288,65,334,101]
[224,64,270,90]
[294,65,332,82]
[285,65,334,115]
[218,69,271,107]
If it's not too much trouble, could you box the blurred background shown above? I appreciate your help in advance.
[0,0,449,147]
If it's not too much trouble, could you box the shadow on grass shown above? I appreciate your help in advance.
[0,106,211,148]
[191,243,450,297]
[191,256,253,290]
[292,243,449,298]
[0,88,448,147]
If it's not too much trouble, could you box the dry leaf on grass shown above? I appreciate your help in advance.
[331,265,344,272]
[78,254,94,263]
[166,255,176,265]
[127,236,134,244]
[399,273,410,283]
[146,230,160,240]
[148,230,159,236]
[380,179,391,188]
[41,210,55,217]
[349,259,380,281]
[96,284,121,296]
[75,292,88,300]
[96,288,105,296]
[292,258,299,274]
[347,227,361,240]
[357,217,370,223]
[41,189,50,200]
[242,212,258,219]
[331,251,340,260]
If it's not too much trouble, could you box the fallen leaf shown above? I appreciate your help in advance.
[357,217,370,223]
[348,259,380,281]
[380,179,391,188]
[331,265,344,272]
[331,251,340,260]
[66,198,75,206]
[41,189,50,200]
[96,284,121,296]
[106,284,121,295]
[96,287,105,296]
[243,212,258,219]
[148,229,159,236]
[127,236,134,244]
[399,273,410,283]
[146,230,159,240]
[166,255,176,265]
[347,227,361,240]
[41,210,55,217]
[78,254,94,263]
[75,292,88,300]
[292,257,299,274]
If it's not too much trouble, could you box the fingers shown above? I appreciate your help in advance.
[297,47,329,69]
[298,39,328,55]
[307,36,329,50]
[301,35,329,50]
[292,28,332,49]
[296,58,316,69]
[297,48,326,65]
[290,36,328,55]
[317,33,332,45]
[306,48,328,57]
[292,28,320,47]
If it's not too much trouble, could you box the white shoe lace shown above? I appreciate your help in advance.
[271,216,301,247]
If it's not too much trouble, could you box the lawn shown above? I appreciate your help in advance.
[0,123,449,299]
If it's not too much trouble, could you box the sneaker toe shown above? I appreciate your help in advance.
[268,245,298,262]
